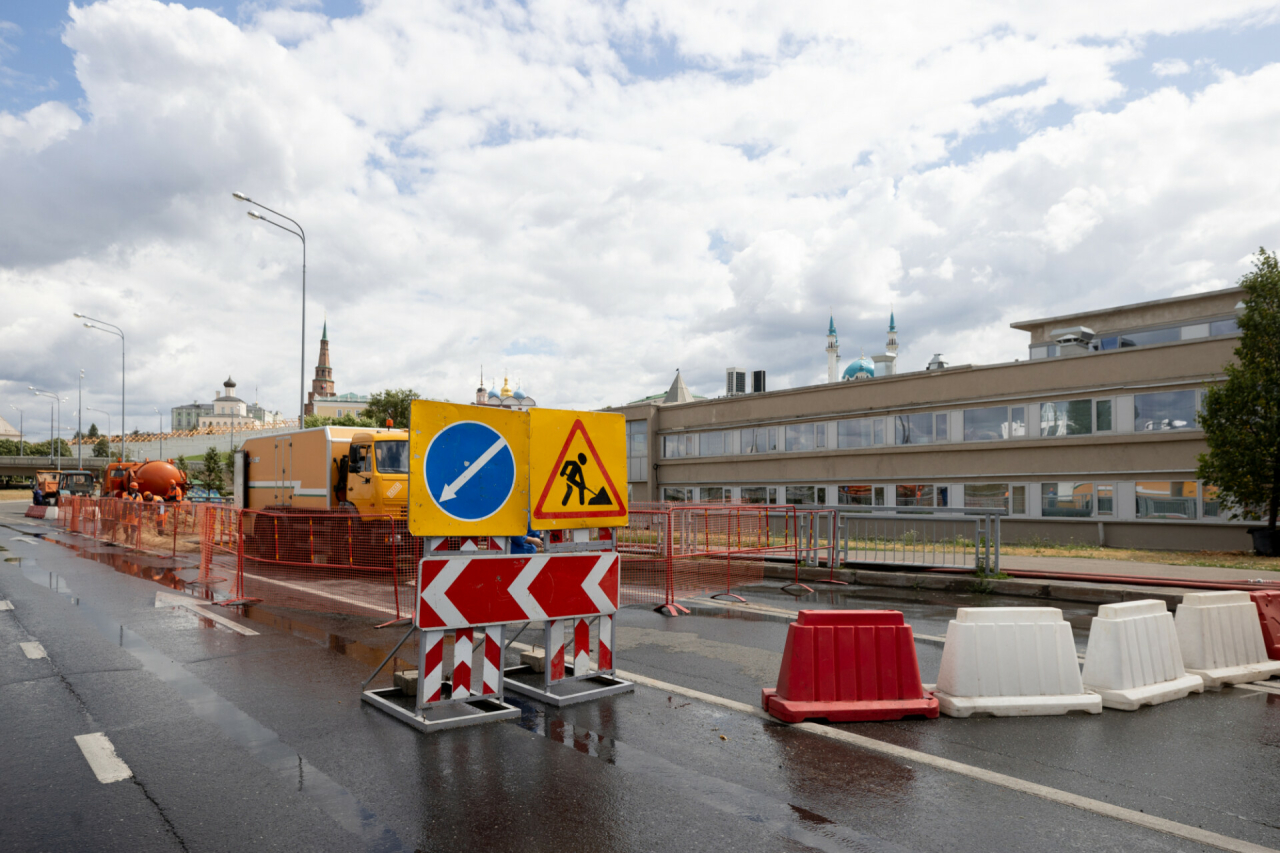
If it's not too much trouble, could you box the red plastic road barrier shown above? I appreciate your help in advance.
[762,610,938,723]
[24,506,47,518]
[1252,591,1280,660]
[416,552,619,630]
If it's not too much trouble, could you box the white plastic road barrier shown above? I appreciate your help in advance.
[1081,600,1204,710]
[933,607,1102,717]
[1175,591,1280,688]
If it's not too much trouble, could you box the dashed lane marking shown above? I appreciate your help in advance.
[155,591,259,636]
[617,669,1278,853]
[73,733,133,784]
[20,641,47,659]
[0,600,13,610]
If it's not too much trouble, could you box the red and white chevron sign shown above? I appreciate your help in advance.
[416,552,619,630]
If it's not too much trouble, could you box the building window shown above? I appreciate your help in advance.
[1210,318,1240,336]
[701,486,726,502]
[1010,406,1026,437]
[894,413,934,445]
[702,431,725,457]
[663,487,690,503]
[964,407,1007,441]
[874,486,886,506]
[1202,484,1221,518]
[839,485,874,506]
[1011,485,1026,515]
[785,423,816,452]
[1096,484,1114,516]
[1042,482,1094,517]
[935,413,948,441]
[1136,481,1198,519]
[837,418,876,449]
[873,419,884,445]
[663,435,682,458]
[964,483,1008,511]
[786,486,816,505]
[815,423,827,449]
[816,486,827,504]
[896,484,934,507]
[627,421,648,482]
[1040,400,1093,437]
[1096,399,1113,432]
[743,427,777,454]
[1134,390,1197,431]
[741,487,768,505]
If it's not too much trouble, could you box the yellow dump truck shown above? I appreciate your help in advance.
[238,426,410,518]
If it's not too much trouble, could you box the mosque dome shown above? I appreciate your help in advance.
[842,354,876,381]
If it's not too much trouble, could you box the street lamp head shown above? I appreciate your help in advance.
[73,312,83,318]
[233,192,250,202]
[83,323,93,329]
[247,210,265,220]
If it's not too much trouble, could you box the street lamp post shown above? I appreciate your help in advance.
[30,388,64,471]
[76,315,125,463]
[78,369,84,469]
[153,407,163,460]
[87,407,111,456]
[9,405,22,457]
[233,192,307,429]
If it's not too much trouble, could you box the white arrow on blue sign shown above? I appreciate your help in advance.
[424,421,517,522]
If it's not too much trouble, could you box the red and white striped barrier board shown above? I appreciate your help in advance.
[416,552,619,630]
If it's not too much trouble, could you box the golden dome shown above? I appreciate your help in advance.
[500,375,513,397]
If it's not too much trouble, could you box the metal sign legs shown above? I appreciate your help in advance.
[361,624,520,734]
[504,615,634,707]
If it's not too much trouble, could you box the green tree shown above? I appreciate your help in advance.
[0,439,18,456]
[199,446,226,493]
[365,388,420,428]
[88,423,100,438]
[304,411,376,429]
[174,455,190,480]
[1197,247,1280,545]
[93,437,111,457]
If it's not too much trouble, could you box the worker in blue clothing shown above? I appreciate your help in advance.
[511,524,544,554]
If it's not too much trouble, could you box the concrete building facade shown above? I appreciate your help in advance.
[608,287,1249,551]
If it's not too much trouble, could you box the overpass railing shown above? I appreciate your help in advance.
[835,507,1005,577]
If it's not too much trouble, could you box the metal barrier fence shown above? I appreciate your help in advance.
[836,507,1005,576]
[199,508,415,621]
[616,505,801,612]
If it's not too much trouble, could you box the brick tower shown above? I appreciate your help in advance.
[306,320,335,415]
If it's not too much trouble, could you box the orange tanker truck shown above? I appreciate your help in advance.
[104,460,191,500]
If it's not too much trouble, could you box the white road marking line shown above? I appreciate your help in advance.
[238,571,398,616]
[616,670,1276,853]
[9,536,39,543]
[154,591,259,636]
[20,641,47,659]
[1235,681,1280,696]
[74,733,133,783]
[0,600,13,610]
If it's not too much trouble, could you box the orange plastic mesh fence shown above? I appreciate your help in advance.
[617,507,798,607]
[59,497,202,558]
[235,510,414,620]
[199,504,242,594]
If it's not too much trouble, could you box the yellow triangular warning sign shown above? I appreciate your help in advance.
[533,418,627,522]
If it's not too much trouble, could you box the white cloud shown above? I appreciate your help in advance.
[1153,58,1192,76]
[2,0,1280,421]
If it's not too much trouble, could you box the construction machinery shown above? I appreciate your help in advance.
[238,426,408,517]
[104,460,191,499]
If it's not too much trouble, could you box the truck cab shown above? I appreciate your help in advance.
[338,432,409,519]
[58,470,97,499]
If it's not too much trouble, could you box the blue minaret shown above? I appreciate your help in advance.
[826,315,840,383]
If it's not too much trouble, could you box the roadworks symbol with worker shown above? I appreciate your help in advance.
[559,452,613,507]
[533,418,627,521]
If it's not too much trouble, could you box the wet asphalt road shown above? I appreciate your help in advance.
[2,504,1279,853]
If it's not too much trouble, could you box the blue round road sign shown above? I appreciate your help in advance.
[424,421,516,522]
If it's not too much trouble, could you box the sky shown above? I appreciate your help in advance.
[2,0,1280,435]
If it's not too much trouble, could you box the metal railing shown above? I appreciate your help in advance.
[835,507,1005,577]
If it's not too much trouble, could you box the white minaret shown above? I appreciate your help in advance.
[826,315,840,383]
[872,309,898,377]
